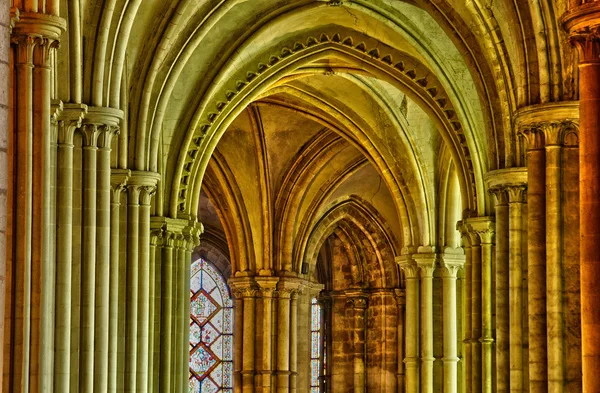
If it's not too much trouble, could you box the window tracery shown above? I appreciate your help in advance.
[189,258,234,393]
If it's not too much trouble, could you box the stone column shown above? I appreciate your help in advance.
[347,290,367,393]
[465,218,495,393]
[488,183,509,393]
[256,277,279,393]
[563,10,600,390]
[457,225,473,393]
[88,108,121,393]
[124,183,141,393]
[136,184,156,393]
[229,278,259,393]
[157,226,174,393]
[395,289,406,393]
[108,169,129,393]
[53,105,86,393]
[8,10,65,390]
[0,4,8,389]
[397,256,420,393]
[415,253,437,393]
[506,185,527,393]
[519,125,548,393]
[290,290,299,393]
[79,123,100,393]
[276,280,299,393]
[440,252,465,393]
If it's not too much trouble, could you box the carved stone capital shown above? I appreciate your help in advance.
[255,277,280,297]
[110,169,130,203]
[518,127,545,150]
[396,255,420,279]
[32,36,58,68]
[57,103,88,145]
[464,217,495,245]
[488,186,509,206]
[414,253,438,278]
[440,250,466,278]
[504,184,527,204]
[12,34,35,65]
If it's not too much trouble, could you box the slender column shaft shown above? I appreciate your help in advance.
[258,283,275,393]
[470,244,482,393]
[395,292,405,393]
[419,263,435,393]
[508,186,526,393]
[546,142,565,393]
[578,56,600,393]
[527,145,548,393]
[400,261,420,393]
[233,294,244,393]
[137,188,153,393]
[243,292,256,393]
[290,292,298,393]
[54,120,77,393]
[125,186,141,393]
[80,124,99,393]
[109,177,126,393]
[462,242,472,393]
[172,240,185,393]
[352,295,367,393]
[441,261,463,393]
[12,35,34,393]
[492,189,510,393]
[481,239,494,393]
[159,235,174,393]
[180,245,192,393]
[31,38,53,393]
[95,129,115,393]
[277,291,292,393]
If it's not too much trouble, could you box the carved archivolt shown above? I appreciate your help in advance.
[174,28,479,217]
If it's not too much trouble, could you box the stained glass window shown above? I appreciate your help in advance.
[189,258,233,393]
[311,298,322,393]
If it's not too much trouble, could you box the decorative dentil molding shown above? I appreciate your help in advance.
[175,28,478,215]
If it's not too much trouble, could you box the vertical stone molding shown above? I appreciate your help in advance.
[414,253,437,393]
[516,102,582,393]
[440,251,465,393]
[487,184,509,393]
[123,171,159,393]
[456,223,473,393]
[8,11,65,391]
[397,255,420,393]
[109,169,129,393]
[464,217,495,393]
[346,289,368,393]
[519,124,549,393]
[276,279,302,393]
[53,104,86,393]
[395,289,406,393]
[230,278,259,393]
[507,184,527,393]
[256,277,279,393]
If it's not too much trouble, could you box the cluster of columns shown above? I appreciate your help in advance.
[150,217,202,393]
[4,7,205,393]
[396,248,465,393]
[519,104,581,393]
[326,288,399,393]
[563,4,600,390]
[228,275,318,393]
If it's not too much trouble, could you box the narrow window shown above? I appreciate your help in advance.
[311,297,324,393]
[189,258,234,392]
